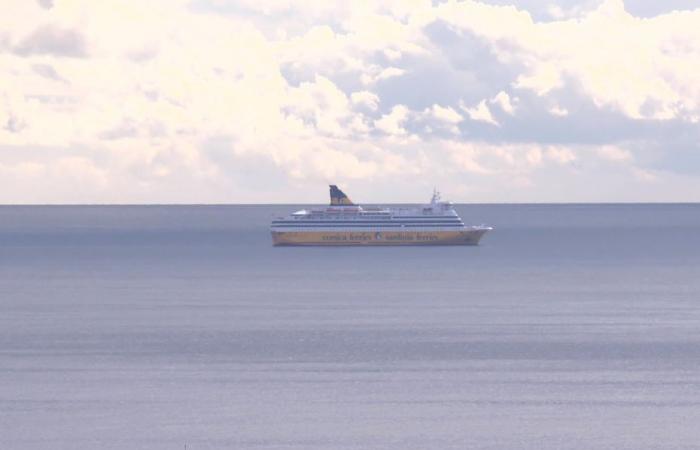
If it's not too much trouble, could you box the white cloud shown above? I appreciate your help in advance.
[361,66,406,85]
[427,104,463,124]
[549,105,569,117]
[632,168,658,182]
[490,91,516,115]
[547,4,566,19]
[1,0,700,203]
[596,145,633,162]
[526,147,543,167]
[383,47,402,61]
[285,75,357,138]
[374,104,410,135]
[351,91,380,110]
[436,0,700,121]
[460,100,499,126]
[446,142,491,175]
[416,104,464,134]
[546,146,577,165]
[376,66,406,81]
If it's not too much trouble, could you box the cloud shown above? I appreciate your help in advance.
[31,63,67,83]
[460,100,499,126]
[546,146,577,165]
[36,0,54,9]
[285,75,357,137]
[624,0,699,18]
[435,0,700,122]
[361,66,406,85]
[596,145,633,162]
[13,25,87,57]
[426,104,463,124]
[491,91,516,115]
[416,104,464,135]
[350,91,380,110]
[477,0,604,21]
[374,105,410,135]
[1,0,700,203]
[549,105,569,117]
[632,167,657,182]
[4,114,26,133]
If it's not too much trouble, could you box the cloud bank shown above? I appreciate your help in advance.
[1,0,700,203]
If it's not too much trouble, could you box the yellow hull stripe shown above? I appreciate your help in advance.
[271,230,486,246]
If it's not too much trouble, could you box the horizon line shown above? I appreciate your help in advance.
[1,201,699,207]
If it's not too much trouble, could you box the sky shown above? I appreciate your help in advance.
[1,0,700,204]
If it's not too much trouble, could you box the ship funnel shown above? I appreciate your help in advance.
[329,185,354,206]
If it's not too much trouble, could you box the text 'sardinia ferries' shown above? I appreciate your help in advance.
[270,185,492,246]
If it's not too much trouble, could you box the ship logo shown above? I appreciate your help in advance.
[329,185,354,205]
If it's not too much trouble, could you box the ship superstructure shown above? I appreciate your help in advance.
[270,185,491,246]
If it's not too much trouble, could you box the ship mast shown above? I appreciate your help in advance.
[431,187,441,204]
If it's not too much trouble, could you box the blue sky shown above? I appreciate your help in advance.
[1,0,700,203]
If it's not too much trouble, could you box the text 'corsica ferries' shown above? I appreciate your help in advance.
[271,185,492,246]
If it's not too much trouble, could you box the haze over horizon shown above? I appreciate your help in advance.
[2,0,700,204]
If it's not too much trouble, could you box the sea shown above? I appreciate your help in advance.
[1,204,700,450]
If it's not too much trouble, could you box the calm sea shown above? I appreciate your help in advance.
[1,204,700,449]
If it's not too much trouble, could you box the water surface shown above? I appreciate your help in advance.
[1,204,699,449]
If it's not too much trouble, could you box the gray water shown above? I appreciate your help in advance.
[1,204,700,449]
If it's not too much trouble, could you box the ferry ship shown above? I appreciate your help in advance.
[270,185,491,246]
